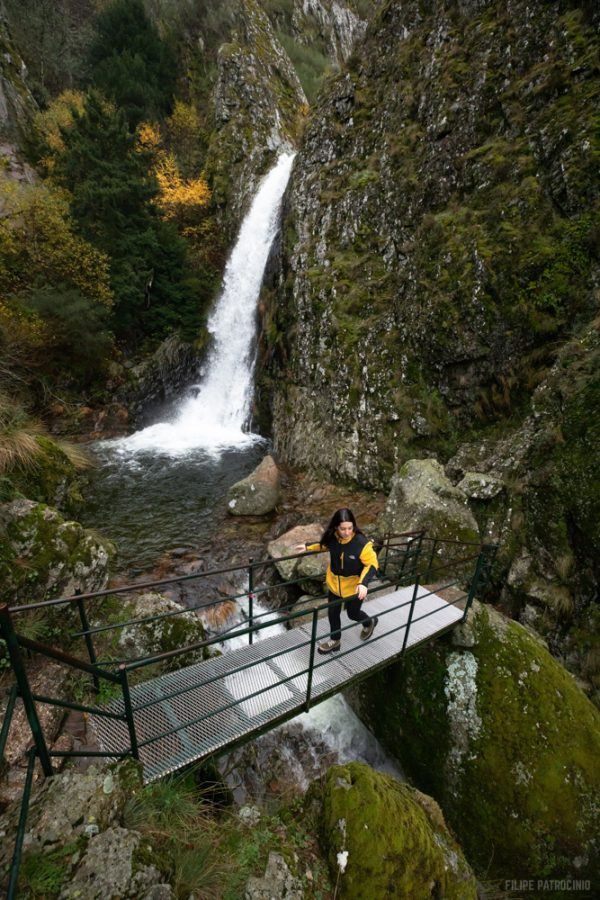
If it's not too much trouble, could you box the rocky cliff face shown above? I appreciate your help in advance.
[261,0,599,489]
[285,0,370,64]
[204,0,307,227]
[0,0,36,180]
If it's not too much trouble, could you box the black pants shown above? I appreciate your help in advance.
[327,590,372,641]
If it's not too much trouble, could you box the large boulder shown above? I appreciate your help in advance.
[378,459,480,546]
[267,522,327,595]
[0,499,114,604]
[116,592,209,675]
[227,455,282,516]
[308,762,477,899]
[349,600,600,880]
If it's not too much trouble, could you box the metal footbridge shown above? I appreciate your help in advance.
[1,531,495,896]
[91,582,465,782]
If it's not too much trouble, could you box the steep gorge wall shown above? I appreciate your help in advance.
[260,0,599,488]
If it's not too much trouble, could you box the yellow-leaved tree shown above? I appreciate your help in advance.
[137,122,211,227]
[30,90,87,174]
[0,174,113,309]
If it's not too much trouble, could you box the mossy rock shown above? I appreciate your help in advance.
[310,762,477,899]
[0,499,114,605]
[350,601,600,880]
[9,436,84,516]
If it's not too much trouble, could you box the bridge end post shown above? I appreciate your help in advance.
[248,558,254,646]
[119,665,139,760]
[0,604,53,777]
[462,544,497,622]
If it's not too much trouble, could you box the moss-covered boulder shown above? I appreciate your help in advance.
[117,591,209,675]
[0,499,114,604]
[309,762,477,899]
[349,601,600,880]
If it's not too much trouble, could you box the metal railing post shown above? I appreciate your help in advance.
[0,604,53,776]
[248,558,254,646]
[381,533,391,578]
[401,580,420,654]
[462,546,494,622]
[424,538,438,583]
[7,747,37,900]
[305,608,319,713]
[72,589,100,694]
[119,666,139,760]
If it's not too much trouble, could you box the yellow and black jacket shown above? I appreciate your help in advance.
[306,532,379,598]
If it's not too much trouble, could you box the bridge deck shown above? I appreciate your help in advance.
[90,586,463,783]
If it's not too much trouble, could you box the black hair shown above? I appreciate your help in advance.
[320,508,363,546]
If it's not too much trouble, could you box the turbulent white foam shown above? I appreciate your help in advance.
[112,152,295,456]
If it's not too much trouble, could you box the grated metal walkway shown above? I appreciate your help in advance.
[90,586,463,783]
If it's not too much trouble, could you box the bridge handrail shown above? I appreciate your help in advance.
[128,577,468,715]
[7,529,425,616]
[72,539,476,648]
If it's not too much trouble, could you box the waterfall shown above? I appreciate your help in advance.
[114,152,295,455]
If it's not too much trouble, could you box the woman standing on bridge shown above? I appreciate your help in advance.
[295,508,379,654]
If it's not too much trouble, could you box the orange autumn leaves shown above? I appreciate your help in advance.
[137,121,211,226]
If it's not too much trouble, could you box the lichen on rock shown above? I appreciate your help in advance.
[349,600,600,880]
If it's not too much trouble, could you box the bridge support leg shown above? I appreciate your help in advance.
[401,581,420,654]
[305,608,319,713]
[0,604,53,777]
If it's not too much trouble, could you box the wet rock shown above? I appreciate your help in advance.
[227,455,282,516]
[124,334,202,423]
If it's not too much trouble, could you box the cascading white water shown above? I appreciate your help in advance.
[113,152,295,455]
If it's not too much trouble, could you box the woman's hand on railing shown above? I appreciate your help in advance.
[293,543,306,552]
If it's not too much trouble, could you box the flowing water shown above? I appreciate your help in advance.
[82,150,401,789]
[81,154,296,569]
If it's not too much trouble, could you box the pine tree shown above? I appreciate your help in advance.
[88,0,176,127]
[55,93,199,342]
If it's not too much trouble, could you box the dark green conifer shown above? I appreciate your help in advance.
[88,0,176,127]
[55,93,199,343]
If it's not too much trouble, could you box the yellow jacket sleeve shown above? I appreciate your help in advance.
[359,541,379,586]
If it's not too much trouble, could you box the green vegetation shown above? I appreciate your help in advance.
[88,0,176,127]
[276,32,331,103]
[120,769,333,899]
[53,93,200,343]
[19,840,85,898]
[355,602,600,880]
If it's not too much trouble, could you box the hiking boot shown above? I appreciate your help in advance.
[361,617,378,640]
[318,638,341,654]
